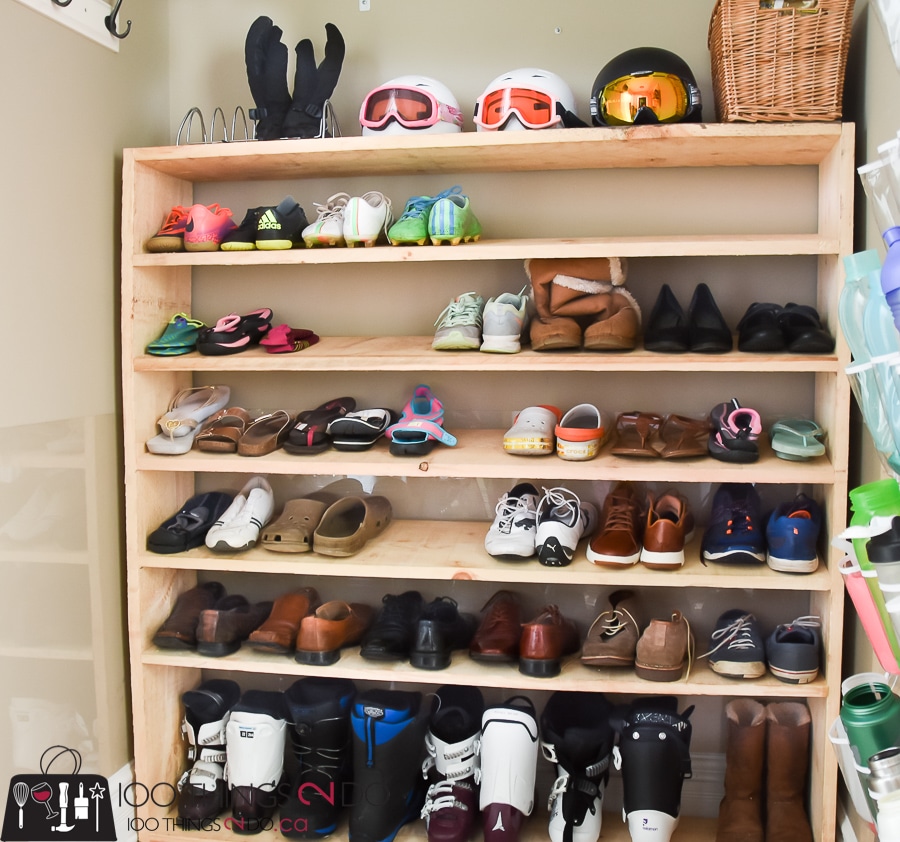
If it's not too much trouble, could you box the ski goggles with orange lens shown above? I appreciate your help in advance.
[359,86,464,130]
[474,87,564,130]
[592,72,699,126]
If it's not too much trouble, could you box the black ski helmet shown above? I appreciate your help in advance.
[590,47,702,126]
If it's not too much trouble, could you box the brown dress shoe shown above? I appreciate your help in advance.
[295,600,375,665]
[586,482,644,566]
[581,589,643,667]
[196,596,274,657]
[635,610,693,681]
[246,587,319,654]
[639,490,694,569]
[468,590,522,663]
[152,581,225,650]
[519,604,580,678]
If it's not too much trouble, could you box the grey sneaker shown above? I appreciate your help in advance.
[766,615,821,684]
[432,291,485,350]
[481,286,529,353]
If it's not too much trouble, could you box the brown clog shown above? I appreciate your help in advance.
[610,411,663,457]
[236,410,294,457]
[152,581,225,649]
[246,587,319,654]
[261,490,342,553]
[195,407,252,453]
[312,495,393,557]
[658,413,711,459]
[294,600,375,665]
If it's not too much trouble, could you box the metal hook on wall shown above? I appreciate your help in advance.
[50,0,74,8]
[104,0,132,39]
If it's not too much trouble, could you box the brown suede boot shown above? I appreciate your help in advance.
[716,699,765,842]
[765,702,814,842]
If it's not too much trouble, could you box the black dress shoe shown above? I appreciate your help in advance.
[687,282,732,353]
[643,284,689,353]
[147,491,235,554]
[409,596,477,670]
[737,302,787,352]
[778,303,835,353]
[359,590,424,661]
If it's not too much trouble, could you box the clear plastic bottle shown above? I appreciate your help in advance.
[841,250,884,363]
[883,227,900,337]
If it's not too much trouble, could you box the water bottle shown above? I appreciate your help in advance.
[840,250,884,363]
[840,679,900,772]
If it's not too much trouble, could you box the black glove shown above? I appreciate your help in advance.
[282,23,345,139]
[245,16,291,141]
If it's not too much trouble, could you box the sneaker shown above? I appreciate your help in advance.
[699,609,766,679]
[484,482,540,560]
[220,207,266,251]
[183,203,237,252]
[432,292,485,350]
[586,482,644,566]
[428,193,483,246]
[634,610,693,682]
[344,191,393,247]
[302,192,350,247]
[503,405,562,456]
[555,404,609,462]
[146,205,190,252]
[701,483,766,565]
[480,286,530,353]
[766,493,822,573]
[708,399,762,463]
[255,196,309,250]
[535,487,598,567]
[581,589,643,667]
[204,476,275,552]
[766,615,821,684]
[640,490,694,569]
[388,186,462,246]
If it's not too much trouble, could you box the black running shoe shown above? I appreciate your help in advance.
[256,196,309,250]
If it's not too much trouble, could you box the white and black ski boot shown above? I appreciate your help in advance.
[176,678,241,825]
[349,688,428,842]
[420,685,484,842]
[280,676,356,839]
[613,697,693,842]
[225,689,288,834]
[540,690,614,842]
[480,695,539,842]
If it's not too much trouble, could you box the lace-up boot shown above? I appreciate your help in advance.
[540,691,614,842]
[420,685,484,842]
[613,697,693,842]
[699,610,765,679]
[349,689,428,842]
[359,590,424,661]
[587,482,644,566]
[535,487,598,567]
[177,679,241,823]
[432,292,486,350]
[715,699,765,842]
[484,483,540,560]
[581,590,643,668]
[280,677,355,839]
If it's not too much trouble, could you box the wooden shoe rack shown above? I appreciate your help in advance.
[121,123,853,841]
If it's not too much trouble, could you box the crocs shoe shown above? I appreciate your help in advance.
[344,191,393,247]
[220,207,266,251]
[256,196,309,250]
[481,286,530,353]
[146,205,190,252]
[503,405,562,456]
[388,186,462,246]
[555,403,609,462]
[708,398,761,463]
[302,192,350,247]
[535,487,598,567]
[432,292,485,350]
[428,193,482,245]
[184,203,237,252]
[484,482,540,561]
[146,313,206,356]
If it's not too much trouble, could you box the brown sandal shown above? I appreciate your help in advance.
[195,407,251,453]
[237,410,294,456]
[658,414,711,459]
[610,411,663,457]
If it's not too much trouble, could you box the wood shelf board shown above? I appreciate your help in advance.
[138,519,832,591]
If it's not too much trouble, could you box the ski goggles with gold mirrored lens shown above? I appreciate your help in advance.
[359,86,464,130]
[592,72,700,126]
[474,87,564,130]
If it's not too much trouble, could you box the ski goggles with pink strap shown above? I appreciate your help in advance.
[359,85,464,130]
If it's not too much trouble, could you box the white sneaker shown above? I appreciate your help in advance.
[343,191,393,247]
[535,487,598,567]
[503,405,562,456]
[205,476,275,552]
[302,192,350,247]
[484,482,539,560]
[481,286,530,353]
[432,291,485,350]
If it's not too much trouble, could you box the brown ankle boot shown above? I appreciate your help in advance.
[765,702,814,842]
[716,699,765,842]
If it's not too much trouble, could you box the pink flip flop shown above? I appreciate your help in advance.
[260,324,320,354]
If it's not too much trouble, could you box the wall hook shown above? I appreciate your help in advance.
[50,0,74,8]
[104,0,132,39]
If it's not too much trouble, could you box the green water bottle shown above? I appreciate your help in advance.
[840,680,900,773]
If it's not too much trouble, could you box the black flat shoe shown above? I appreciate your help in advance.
[737,302,787,352]
[643,284,689,353]
[688,282,732,353]
[147,491,234,554]
[778,303,835,353]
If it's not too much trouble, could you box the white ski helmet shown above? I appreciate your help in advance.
[474,67,580,132]
[359,75,463,136]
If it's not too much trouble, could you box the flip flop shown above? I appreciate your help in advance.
[196,308,274,356]
[385,385,457,455]
[283,397,357,455]
[610,411,663,458]
[260,324,320,354]
[326,408,399,451]
[146,313,206,356]
[195,407,252,453]
[237,410,294,456]
[146,385,231,455]
[770,418,826,461]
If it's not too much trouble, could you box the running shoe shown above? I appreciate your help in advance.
[480,286,530,353]
[701,483,766,565]
[432,292,485,350]
[484,483,540,561]
[765,493,822,573]
[146,205,190,252]
[183,203,237,252]
[428,193,482,245]
[302,192,350,247]
[388,186,462,246]
[256,196,309,250]
[534,487,598,567]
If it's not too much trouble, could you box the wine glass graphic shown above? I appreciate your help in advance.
[31,782,60,820]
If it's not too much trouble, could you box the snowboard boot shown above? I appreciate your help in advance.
[225,690,288,834]
[613,696,693,842]
[540,691,614,842]
[280,677,356,839]
[716,699,765,842]
[349,688,428,842]
[176,679,242,824]
[480,695,539,842]
[420,685,484,842]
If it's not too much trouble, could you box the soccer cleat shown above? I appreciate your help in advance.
[484,482,540,561]
[389,186,463,246]
[255,196,309,250]
[534,486,598,567]
[183,203,237,252]
[344,191,393,247]
[765,493,822,573]
[428,193,482,245]
[699,609,766,679]
[481,286,530,353]
[146,205,190,252]
[302,192,351,247]
[701,483,767,565]
[432,292,485,350]
[220,206,266,251]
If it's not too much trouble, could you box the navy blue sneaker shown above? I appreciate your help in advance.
[766,616,821,684]
[699,609,766,679]
[766,493,822,574]
[701,483,766,565]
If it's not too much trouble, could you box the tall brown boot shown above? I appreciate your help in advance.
[716,699,765,842]
[765,702,814,842]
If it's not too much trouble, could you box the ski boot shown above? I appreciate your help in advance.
[540,691,614,842]
[420,685,484,842]
[613,697,693,842]
[280,677,356,839]
[225,689,288,834]
[349,688,428,842]
[480,695,539,842]
[177,678,241,824]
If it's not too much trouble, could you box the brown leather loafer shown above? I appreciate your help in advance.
[468,590,522,663]
[519,604,580,678]
[196,596,274,657]
[246,587,319,654]
[152,581,225,650]
[295,600,375,665]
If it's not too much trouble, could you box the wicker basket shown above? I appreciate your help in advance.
[708,0,855,122]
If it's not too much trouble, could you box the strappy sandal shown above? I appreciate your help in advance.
[237,410,294,456]
[196,308,274,356]
[146,385,231,455]
[260,324,320,354]
[385,384,457,456]
[195,407,252,453]
[146,313,206,356]
[658,413,711,459]
[610,411,663,458]
[770,418,826,461]
[283,397,356,455]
